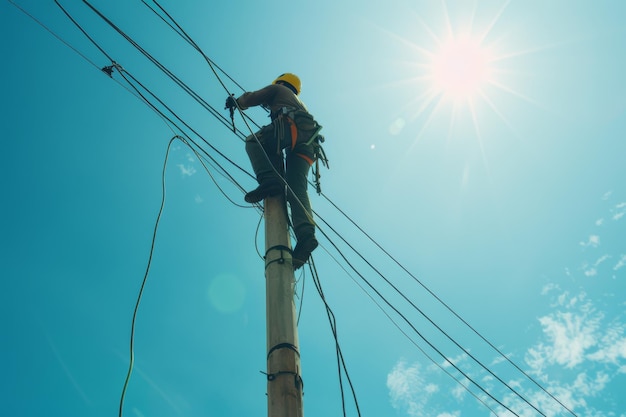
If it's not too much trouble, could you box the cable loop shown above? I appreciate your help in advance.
[267,342,300,360]
[264,245,293,270]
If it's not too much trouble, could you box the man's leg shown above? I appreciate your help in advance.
[286,153,318,269]
[244,129,284,203]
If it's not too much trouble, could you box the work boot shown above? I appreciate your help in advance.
[244,180,283,203]
[293,234,318,270]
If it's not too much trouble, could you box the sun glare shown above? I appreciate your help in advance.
[430,36,493,100]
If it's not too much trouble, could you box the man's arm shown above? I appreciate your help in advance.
[236,84,278,110]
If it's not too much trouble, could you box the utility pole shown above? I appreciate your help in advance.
[264,195,304,417]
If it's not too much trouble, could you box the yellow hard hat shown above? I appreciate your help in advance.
[273,73,301,95]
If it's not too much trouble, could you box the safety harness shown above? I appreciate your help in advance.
[275,107,329,194]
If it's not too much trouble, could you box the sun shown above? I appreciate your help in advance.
[380,0,532,146]
[430,35,493,101]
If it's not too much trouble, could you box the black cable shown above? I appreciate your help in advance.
[320,192,578,417]
[54,0,114,62]
[62,0,261,194]
[119,135,178,417]
[140,0,249,94]
[308,257,362,417]
[312,219,521,416]
[317,244,501,416]
[138,1,315,227]
[116,68,253,183]
[80,0,247,138]
[8,0,99,71]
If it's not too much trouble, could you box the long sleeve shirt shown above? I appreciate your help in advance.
[237,83,308,116]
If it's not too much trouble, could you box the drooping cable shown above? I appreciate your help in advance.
[312,219,521,416]
[138,0,317,232]
[317,244,501,416]
[320,191,578,417]
[54,4,260,206]
[308,257,362,417]
[118,135,179,417]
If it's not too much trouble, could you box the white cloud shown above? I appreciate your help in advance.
[194,194,203,204]
[595,218,604,226]
[541,283,560,296]
[614,254,626,271]
[587,323,626,364]
[177,164,196,177]
[534,309,601,369]
[594,254,610,266]
[579,235,600,248]
[602,190,613,200]
[584,268,597,277]
[613,202,626,220]
[387,361,438,417]
[571,371,609,397]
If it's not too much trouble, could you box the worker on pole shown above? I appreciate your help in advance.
[226,73,322,269]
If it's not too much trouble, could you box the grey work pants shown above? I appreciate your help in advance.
[245,118,316,241]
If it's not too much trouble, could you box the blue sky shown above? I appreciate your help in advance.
[2,1,625,416]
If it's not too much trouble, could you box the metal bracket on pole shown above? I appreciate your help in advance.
[264,245,293,270]
[261,370,304,392]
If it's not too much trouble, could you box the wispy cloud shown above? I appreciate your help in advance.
[612,202,626,221]
[614,254,626,271]
[579,235,600,248]
[387,361,439,417]
[524,289,626,415]
[584,268,597,277]
[530,309,600,369]
[177,164,197,177]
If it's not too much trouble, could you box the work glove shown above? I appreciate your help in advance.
[225,95,237,110]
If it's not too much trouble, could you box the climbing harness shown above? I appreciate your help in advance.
[273,107,330,194]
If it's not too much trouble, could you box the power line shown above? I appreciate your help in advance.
[320,191,579,417]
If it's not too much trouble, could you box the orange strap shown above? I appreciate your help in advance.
[286,117,298,150]
[285,116,313,165]
[296,153,314,165]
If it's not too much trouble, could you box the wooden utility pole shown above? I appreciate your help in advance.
[264,195,304,417]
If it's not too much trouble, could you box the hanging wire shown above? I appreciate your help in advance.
[118,135,179,417]
[316,244,502,416]
[319,191,579,417]
[308,257,362,417]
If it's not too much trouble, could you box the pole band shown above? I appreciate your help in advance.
[267,342,300,359]
[264,245,293,270]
